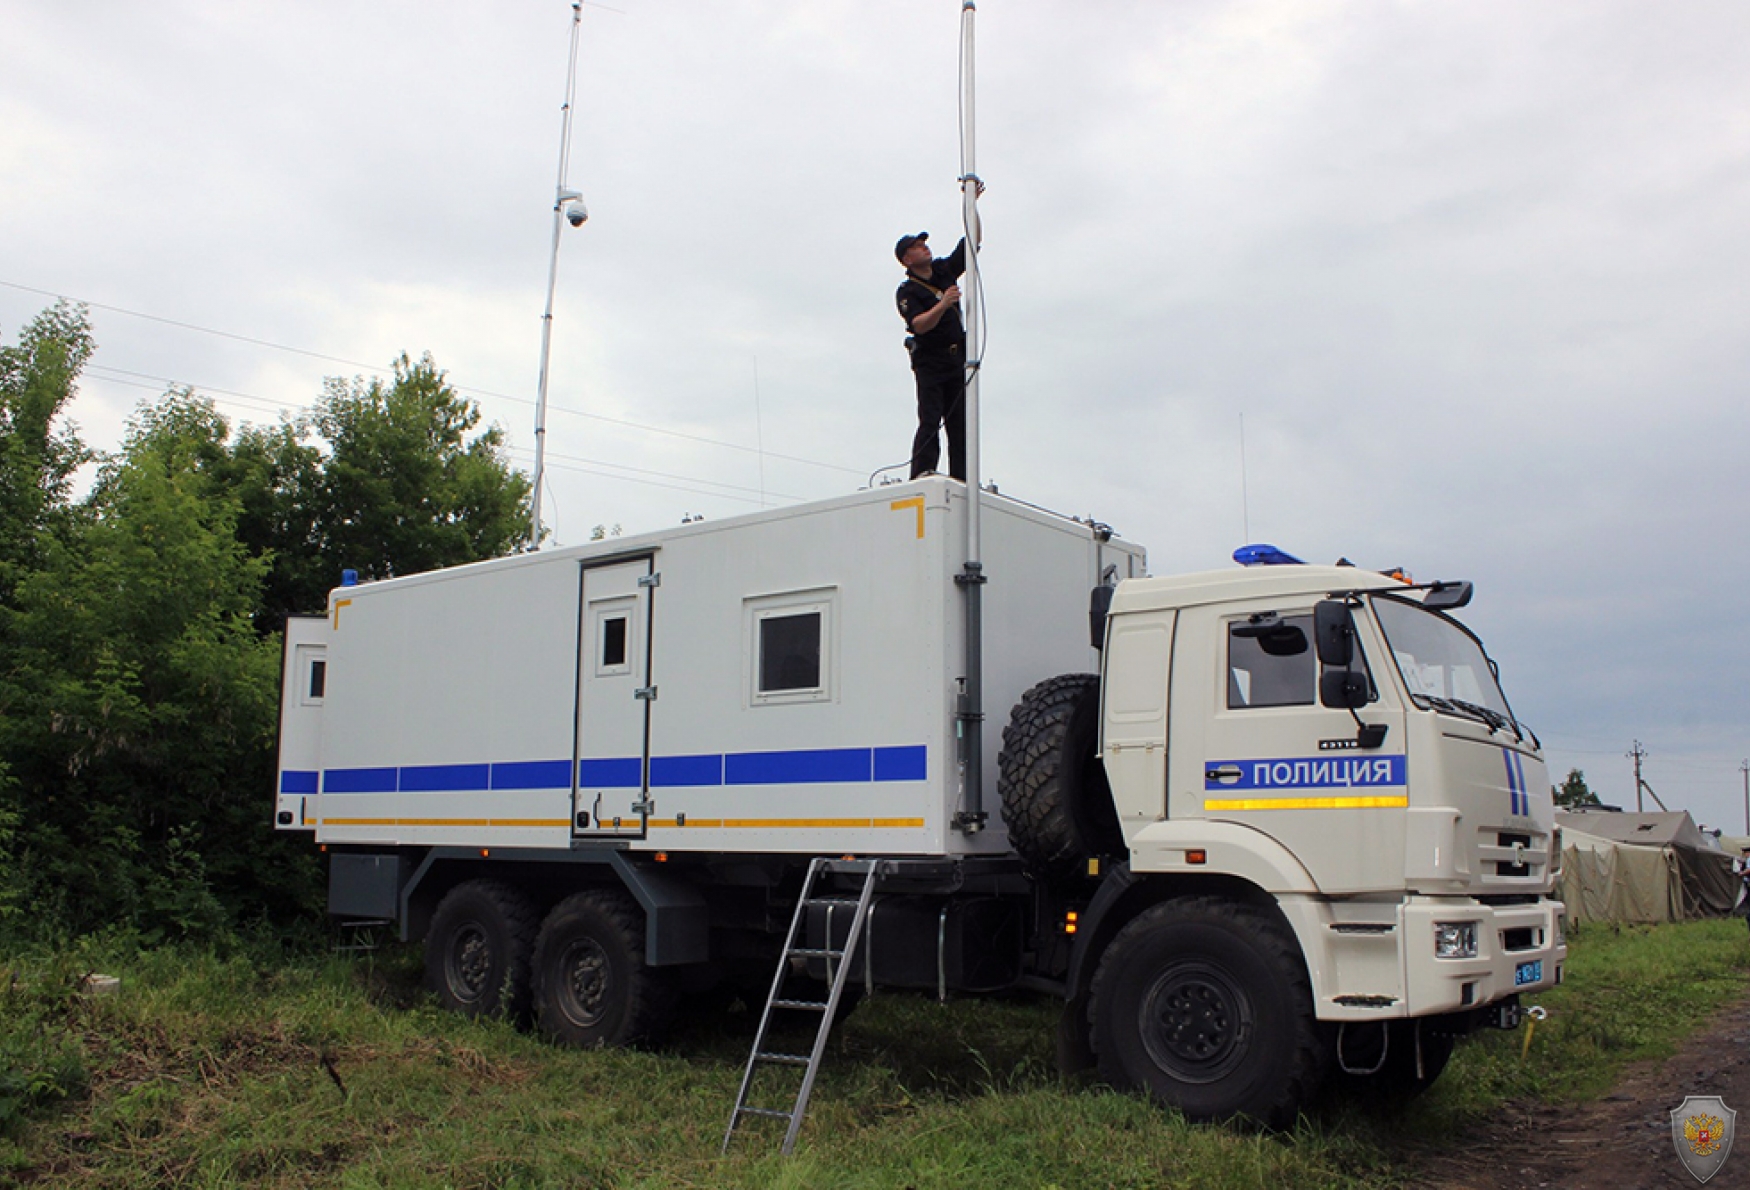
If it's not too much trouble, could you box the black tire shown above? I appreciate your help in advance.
[532,890,678,1048]
[998,673,1122,882]
[1327,1020,1455,1103]
[1089,898,1324,1130]
[425,879,539,1020]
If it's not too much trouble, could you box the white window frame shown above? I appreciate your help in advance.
[592,599,636,678]
[296,644,327,706]
[744,587,836,707]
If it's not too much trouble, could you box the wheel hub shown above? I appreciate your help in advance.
[448,923,492,1003]
[1139,960,1253,1084]
[559,938,612,1027]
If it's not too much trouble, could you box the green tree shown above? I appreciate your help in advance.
[300,353,532,597]
[0,302,92,604]
[1,393,317,936]
[1552,768,1600,810]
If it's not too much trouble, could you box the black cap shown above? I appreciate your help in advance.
[894,231,929,262]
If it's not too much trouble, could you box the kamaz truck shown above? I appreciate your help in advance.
[275,477,1564,1133]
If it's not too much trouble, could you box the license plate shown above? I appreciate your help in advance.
[1515,959,1543,987]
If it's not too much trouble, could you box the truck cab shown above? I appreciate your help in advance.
[1044,559,1564,1124]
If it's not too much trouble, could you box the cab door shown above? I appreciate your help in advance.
[572,556,656,839]
[1176,602,1406,893]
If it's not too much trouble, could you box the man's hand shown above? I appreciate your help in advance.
[940,285,962,307]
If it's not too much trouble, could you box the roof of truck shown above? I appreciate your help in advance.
[1110,564,1408,614]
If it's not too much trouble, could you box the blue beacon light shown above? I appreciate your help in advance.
[1232,544,1304,567]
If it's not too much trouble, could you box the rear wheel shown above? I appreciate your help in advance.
[532,890,677,1048]
[425,879,538,1020]
[1089,898,1324,1129]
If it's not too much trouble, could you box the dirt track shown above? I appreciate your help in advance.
[1411,992,1750,1189]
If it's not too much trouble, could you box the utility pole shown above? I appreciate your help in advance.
[1741,759,1748,835]
[1629,740,1647,813]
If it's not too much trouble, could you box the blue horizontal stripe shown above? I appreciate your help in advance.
[314,745,929,795]
[579,757,642,789]
[399,763,490,792]
[873,745,927,782]
[652,754,723,787]
[280,769,319,795]
[491,759,572,790]
[727,747,872,785]
[324,767,398,794]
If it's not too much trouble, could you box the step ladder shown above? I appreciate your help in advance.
[722,856,879,1156]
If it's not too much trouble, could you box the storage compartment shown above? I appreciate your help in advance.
[806,894,1024,994]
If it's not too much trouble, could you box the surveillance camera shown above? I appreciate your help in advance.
[565,201,589,227]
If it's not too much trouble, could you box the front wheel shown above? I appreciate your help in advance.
[1089,897,1324,1129]
[532,890,677,1048]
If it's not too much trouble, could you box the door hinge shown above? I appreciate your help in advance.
[635,686,658,701]
[638,572,662,588]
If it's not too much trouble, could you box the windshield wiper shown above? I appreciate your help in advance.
[1423,695,1525,742]
[1421,695,1498,732]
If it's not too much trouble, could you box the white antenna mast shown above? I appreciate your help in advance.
[954,0,989,832]
[530,0,590,551]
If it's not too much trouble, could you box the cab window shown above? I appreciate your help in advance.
[1227,614,1315,708]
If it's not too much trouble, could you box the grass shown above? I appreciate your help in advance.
[2,918,1746,1188]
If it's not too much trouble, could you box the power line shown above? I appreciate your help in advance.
[4,278,868,477]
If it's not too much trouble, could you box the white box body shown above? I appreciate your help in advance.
[276,479,1145,857]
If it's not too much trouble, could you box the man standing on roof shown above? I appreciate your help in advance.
[895,221,978,481]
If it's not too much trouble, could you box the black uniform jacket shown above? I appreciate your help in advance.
[895,238,967,372]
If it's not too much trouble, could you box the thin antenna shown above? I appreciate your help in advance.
[1239,412,1251,543]
[530,0,588,551]
[752,356,767,507]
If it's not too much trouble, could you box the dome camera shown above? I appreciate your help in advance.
[565,201,589,227]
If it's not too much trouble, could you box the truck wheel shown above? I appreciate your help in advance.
[1328,1021,1455,1102]
[1089,898,1324,1129]
[425,879,539,1020]
[998,673,1122,882]
[532,890,677,1048]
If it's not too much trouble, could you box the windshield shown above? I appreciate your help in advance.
[1371,595,1521,728]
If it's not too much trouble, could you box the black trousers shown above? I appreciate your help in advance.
[910,365,966,480]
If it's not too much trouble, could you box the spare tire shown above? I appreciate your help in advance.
[998,673,1122,881]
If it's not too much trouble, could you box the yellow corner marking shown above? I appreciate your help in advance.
[890,495,926,539]
[1203,795,1409,812]
[331,597,353,628]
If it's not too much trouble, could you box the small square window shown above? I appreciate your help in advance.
[592,603,635,677]
[759,612,821,692]
[602,615,628,669]
[309,659,327,700]
[746,589,835,706]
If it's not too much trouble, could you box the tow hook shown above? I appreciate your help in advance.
[1520,1005,1549,1059]
[1492,995,1523,1030]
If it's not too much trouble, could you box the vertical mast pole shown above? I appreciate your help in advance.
[954,0,988,831]
[531,0,586,551]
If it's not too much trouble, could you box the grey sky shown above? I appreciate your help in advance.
[4,2,1747,827]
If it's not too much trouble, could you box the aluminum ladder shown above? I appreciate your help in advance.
[722,856,879,1156]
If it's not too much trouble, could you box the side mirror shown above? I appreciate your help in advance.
[1314,600,1354,667]
[1321,670,1369,709]
[1423,581,1473,610]
[1089,584,1115,650]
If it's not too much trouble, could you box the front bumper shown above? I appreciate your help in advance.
[1400,896,1565,1017]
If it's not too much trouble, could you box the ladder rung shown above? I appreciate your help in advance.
[805,896,862,907]
[788,947,843,959]
[736,1106,794,1121]
[755,1051,811,1067]
[771,998,828,1011]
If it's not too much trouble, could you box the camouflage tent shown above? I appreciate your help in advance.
[1555,811,1739,924]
